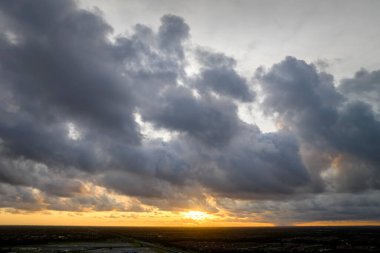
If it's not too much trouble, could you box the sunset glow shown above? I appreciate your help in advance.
[1,0,380,228]
[182,211,212,221]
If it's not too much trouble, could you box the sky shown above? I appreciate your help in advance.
[0,0,380,226]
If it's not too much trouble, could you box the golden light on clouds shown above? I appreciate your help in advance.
[0,208,275,227]
[182,211,212,221]
[1,0,380,230]
[2,207,377,227]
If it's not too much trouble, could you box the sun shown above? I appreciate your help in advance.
[182,211,211,221]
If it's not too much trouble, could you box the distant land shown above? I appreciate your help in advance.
[1,226,380,252]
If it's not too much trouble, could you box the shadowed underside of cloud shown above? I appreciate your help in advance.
[0,0,379,223]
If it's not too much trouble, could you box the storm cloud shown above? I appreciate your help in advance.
[0,0,380,224]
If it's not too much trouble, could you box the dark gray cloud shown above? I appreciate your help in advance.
[141,86,240,146]
[0,181,143,212]
[0,141,92,198]
[259,56,342,139]
[193,49,255,102]
[328,102,380,164]
[339,69,380,114]
[0,0,380,223]
[0,183,44,211]
[0,0,139,145]
[217,191,380,225]
[258,56,380,193]
[196,128,310,198]
[157,15,190,59]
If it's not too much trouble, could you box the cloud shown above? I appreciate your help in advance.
[258,56,380,193]
[157,15,190,59]
[193,49,255,102]
[217,191,380,225]
[339,69,380,113]
[199,129,310,198]
[0,0,380,223]
[0,0,139,146]
[141,86,240,146]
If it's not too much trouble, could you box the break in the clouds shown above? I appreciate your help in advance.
[0,0,380,224]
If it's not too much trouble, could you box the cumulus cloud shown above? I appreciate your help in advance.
[0,0,380,223]
[193,49,255,102]
[258,57,380,193]
[217,190,380,225]
[339,69,380,114]
[141,86,240,146]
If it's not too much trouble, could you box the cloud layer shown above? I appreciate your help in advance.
[0,0,379,224]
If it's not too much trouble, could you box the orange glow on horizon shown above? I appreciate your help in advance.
[2,208,379,227]
[181,211,213,221]
[0,208,273,227]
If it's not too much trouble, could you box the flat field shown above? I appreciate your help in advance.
[1,226,379,252]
